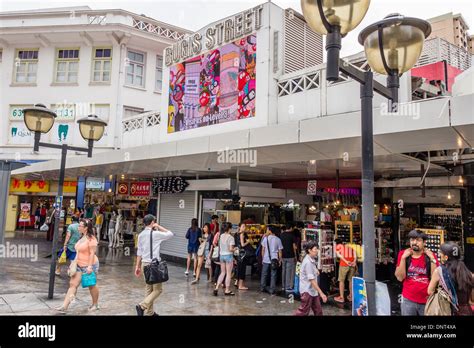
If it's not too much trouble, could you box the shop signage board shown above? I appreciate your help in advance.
[130,182,151,196]
[152,177,189,194]
[10,179,49,193]
[19,203,31,222]
[352,277,368,316]
[117,182,152,197]
[307,180,317,195]
[9,104,34,121]
[324,188,360,195]
[63,181,78,194]
[86,177,105,191]
[8,123,34,145]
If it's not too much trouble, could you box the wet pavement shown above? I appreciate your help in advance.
[0,231,350,316]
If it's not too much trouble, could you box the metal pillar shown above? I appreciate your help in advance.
[360,71,376,316]
[48,145,67,299]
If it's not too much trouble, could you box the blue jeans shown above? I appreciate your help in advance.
[260,262,278,294]
[401,296,425,316]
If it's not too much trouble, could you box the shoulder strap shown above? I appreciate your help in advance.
[405,255,411,275]
[266,236,271,261]
[425,254,431,279]
[149,229,153,260]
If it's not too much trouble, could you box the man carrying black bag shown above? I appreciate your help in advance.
[135,214,173,316]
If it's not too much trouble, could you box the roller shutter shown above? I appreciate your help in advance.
[158,192,196,258]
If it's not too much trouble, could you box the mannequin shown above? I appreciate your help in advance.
[113,210,124,248]
[95,209,104,241]
[108,211,117,248]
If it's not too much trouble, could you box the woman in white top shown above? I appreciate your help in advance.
[213,222,235,296]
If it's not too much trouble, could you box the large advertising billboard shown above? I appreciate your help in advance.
[167,34,256,133]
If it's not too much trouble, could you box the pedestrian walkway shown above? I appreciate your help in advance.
[0,231,350,316]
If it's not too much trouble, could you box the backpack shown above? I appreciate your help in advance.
[405,253,432,280]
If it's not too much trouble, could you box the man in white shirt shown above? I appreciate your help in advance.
[134,214,173,316]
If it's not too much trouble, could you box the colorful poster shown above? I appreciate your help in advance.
[168,34,256,133]
[352,276,368,316]
[19,203,31,222]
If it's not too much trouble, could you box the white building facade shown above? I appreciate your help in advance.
[0,6,191,161]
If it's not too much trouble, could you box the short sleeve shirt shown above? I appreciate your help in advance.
[261,235,283,264]
[299,254,319,297]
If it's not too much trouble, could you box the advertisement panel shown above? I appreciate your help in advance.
[168,34,257,133]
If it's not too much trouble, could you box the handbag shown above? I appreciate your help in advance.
[40,223,49,232]
[143,230,169,284]
[211,234,220,262]
[67,251,78,277]
[425,286,453,316]
[266,236,279,270]
[58,248,67,264]
[197,240,206,257]
[81,271,97,288]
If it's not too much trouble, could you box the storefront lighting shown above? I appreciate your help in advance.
[309,205,317,211]
[447,191,452,200]
[459,177,464,184]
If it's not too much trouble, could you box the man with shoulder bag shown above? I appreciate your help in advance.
[260,226,283,295]
[134,214,173,316]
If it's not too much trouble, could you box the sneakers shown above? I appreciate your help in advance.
[191,279,199,285]
[185,271,189,276]
[136,304,144,316]
[54,306,67,314]
[88,304,100,312]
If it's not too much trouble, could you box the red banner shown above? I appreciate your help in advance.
[130,182,151,196]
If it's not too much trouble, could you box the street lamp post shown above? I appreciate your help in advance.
[22,104,107,299]
[301,0,431,315]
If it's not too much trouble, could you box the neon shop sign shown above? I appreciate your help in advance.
[164,5,263,66]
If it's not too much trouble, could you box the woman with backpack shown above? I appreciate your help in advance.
[185,218,202,278]
[427,242,473,316]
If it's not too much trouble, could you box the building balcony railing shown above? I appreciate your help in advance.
[122,111,160,148]
[415,37,472,71]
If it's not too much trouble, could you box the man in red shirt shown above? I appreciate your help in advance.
[334,239,357,303]
[395,229,439,316]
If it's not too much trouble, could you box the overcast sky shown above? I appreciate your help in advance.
[1,0,472,56]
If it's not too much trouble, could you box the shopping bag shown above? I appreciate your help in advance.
[81,272,97,288]
[294,274,300,296]
[58,249,67,264]
[40,223,49,232]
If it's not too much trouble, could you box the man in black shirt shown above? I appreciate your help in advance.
[280,224,298,292]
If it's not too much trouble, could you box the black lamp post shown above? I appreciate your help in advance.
[301,0,431,315]
[22,104,107,299]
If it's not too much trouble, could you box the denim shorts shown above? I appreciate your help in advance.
[220,254,233,263]
[77,262,99,274]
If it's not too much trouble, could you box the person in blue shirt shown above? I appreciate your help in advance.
[185,218,202,277]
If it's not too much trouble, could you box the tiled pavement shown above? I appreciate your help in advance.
[0,231,350,316]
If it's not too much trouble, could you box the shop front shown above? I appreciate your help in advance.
[6,178,77,233]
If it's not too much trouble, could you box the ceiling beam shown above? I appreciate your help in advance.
[79,31,94,46]
[34,34,50,47]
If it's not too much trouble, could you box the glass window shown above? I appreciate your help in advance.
[92,47,112,83]
[126,50,145,88]
[55,49,80,83]
[155,55,163,91]
[15,49,39,83]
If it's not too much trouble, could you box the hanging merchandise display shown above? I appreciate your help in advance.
[422,207,462,251]
[418,228,445,259]
[376,227,394,265]
[335,221,362,244]
[302,223,335,273]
